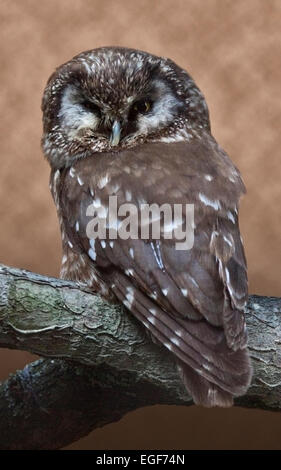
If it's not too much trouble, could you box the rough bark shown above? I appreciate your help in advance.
[0,263,280,449]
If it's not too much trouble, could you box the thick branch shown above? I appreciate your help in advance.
[0,263,280,449]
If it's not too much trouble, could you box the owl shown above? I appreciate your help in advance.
[42,47,252,407]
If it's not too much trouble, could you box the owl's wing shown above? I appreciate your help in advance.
[58,140,251,406]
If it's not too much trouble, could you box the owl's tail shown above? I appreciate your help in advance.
[111,273,252,407]
[174,314,252,407]
[178,362,233,407]
[177,347,251,407]
[174,331,252,407]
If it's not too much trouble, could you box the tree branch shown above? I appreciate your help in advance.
[0,263,280,449]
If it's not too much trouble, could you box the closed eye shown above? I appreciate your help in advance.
[82,100,101,117]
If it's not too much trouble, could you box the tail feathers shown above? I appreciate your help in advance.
[177,343,252,407]
[178,362,234,407]
[223,301,248,351]
[110,272,253,407]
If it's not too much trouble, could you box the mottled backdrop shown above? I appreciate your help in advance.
[0,0,280,449]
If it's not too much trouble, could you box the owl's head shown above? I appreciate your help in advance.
[42,47,210,169]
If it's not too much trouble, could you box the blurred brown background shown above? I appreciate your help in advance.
[0,0,280,450]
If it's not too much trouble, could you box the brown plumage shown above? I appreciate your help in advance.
[43,47,252,407]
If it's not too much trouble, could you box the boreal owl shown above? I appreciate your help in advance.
[42,47,252,407]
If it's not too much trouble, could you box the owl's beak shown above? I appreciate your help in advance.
[110,120,121,146]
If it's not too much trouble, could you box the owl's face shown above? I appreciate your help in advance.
[42,47,210,169]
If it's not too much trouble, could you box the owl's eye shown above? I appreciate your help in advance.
[132,99,152,115]
[82,100,101,117]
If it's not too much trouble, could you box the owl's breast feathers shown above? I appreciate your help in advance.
[51,136,252,406]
